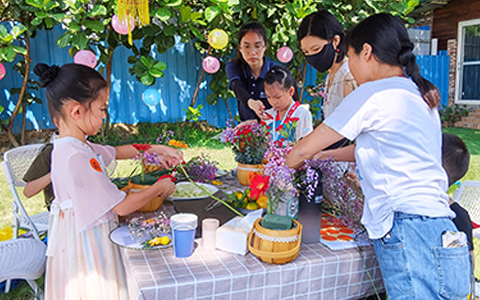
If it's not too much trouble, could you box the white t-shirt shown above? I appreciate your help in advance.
[324,76,454,239]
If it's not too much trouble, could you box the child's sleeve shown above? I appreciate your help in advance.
[295,107,313,141]
[23,144,53,182]
[66,151,125,232]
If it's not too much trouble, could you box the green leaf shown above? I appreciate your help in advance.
[71,34,88,49]
[141,73,155,86]
[11,25,27,39]
[148,68,164,77]
[166,0,182,7]
[206,93,218,105]
[0,105,4,114]
[179,6,191,23]
[11,46,27,55]
[83,20,104,32]
[153,61,167,70]
[30,17,43,27]
[57,32,72,48]
[3,47,16,62]
[140,56,153,68]
[205,6,221,23]
[26,0,43,9]
[155,8,172,22]
[44,0,60,11]
[164,24,177,36]
[44,17,54,29]
[0,26,12,43]
[190,12,202,21]
[89,5,107,17]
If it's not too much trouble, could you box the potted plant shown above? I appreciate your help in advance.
[221,123,269,185]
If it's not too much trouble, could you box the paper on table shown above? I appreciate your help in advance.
[236,209,263,232]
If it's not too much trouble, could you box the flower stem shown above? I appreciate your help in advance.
[177,164,244,217]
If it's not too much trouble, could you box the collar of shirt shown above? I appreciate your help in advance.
[243,58,274,80]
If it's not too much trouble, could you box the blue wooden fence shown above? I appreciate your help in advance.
[0,26,451,133]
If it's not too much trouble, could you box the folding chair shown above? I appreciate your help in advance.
[1,144,50,240]
[0,238,47,299]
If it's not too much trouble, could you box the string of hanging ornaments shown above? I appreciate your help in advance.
[117,0,150,45]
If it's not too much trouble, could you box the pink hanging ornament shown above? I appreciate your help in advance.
[0,63,5,80]
[202,56,220,74]
[74,50,97,69]
[111,14,135,35]
[277,46,294,63]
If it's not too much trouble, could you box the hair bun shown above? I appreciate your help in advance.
[34,63,60,87]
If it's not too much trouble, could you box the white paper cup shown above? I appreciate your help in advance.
[202,218,219,250]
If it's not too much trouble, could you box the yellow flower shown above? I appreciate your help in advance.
[211,180,223,186]
[148,237,163,247]
[159,236,170,245]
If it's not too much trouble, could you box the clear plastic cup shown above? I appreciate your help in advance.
[170,213,198,258]
[202,218,219,250]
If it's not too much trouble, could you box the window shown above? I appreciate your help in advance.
[456,19,480,103]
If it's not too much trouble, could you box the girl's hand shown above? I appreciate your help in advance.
[153,178,176,198]
[248,99,269,121]
[150,145,183,165]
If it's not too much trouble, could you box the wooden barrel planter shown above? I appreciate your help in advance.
[121,181,164,213]
[248,218,302,264]
[237,163,264,186]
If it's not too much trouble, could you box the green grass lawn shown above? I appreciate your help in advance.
[0,128,479,298]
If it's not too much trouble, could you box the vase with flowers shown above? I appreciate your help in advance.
[221,122,269,186]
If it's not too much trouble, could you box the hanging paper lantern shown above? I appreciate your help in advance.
[202,56,220,74]
[277,46,294,63]
[142,88,161,108]
[74,50,97,69]
[111,14,135,35]
[208,29,229,50]
[117,0,150,45]
[0,63,5,80]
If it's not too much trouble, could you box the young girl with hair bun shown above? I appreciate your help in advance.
[287,13,470,299]
[34,63,182,300]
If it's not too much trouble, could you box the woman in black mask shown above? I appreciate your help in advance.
[298,9,357,121]
[298,9,357,160]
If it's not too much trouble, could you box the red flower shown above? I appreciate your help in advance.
[132,143,152,152]
[249,173,270,200]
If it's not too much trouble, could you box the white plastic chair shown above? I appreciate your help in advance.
[0,238,47,299]
[1,144,50,241]
[452,180,480,239]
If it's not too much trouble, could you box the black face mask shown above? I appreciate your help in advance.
[305,43,336,73]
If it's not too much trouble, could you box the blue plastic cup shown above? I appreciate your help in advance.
[170,213,198,258]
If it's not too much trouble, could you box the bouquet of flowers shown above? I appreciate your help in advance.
[127,212,171,248]
[221,122,269,165]
[175,154,218,183]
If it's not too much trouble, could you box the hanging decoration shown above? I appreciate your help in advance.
[202,56,220,74]
[208,29,229,50]
[277,46,294,63]
[142,88,161,113]
[111,14,135,35]
[117,0,150,45]
[74,50,97,69]
[0,63,5,80]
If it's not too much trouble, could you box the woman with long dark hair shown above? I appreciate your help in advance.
[287,13,470,298]
[226,22,276,121]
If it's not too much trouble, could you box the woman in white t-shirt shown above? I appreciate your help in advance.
[286,13,470,299]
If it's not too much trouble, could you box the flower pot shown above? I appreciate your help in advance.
[120,181,164,213]
[237,163,264,186]
[248,217,302,264]
[143,162,163,174]
[297,180,323,244]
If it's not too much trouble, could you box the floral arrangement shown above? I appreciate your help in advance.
[221,122,269,165]
[304,82,326,120]
[176,155,218,183]
[127,212,171,248]
[132,143,162,182]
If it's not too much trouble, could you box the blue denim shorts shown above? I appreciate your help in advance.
[372,212,470,300]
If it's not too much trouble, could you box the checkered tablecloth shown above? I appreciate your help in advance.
[120,240,384,300]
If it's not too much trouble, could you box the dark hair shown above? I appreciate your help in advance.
[34,63,107,121]
[297,9,346,63]
[442,133,470,186]
[346,13,439,109]
[232,22,268,69]
[264,65,299,101]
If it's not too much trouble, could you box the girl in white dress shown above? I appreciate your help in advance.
[34,63,181,300]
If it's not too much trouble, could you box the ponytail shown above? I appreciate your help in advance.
[347,13,440,109]
[399,46,439,108]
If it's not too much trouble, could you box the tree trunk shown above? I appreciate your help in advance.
[224,98,234,122]
[6,36,31,147]
[21,103,26,145]
[105,48,113,131]
[191,68,205,108]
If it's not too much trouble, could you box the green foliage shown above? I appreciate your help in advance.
[184,104,203,122]
[440,104,470,127]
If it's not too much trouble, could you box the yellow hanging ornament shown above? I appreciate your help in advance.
[117,0,150,45]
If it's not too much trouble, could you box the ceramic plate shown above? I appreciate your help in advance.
[167,182,219,201]
[109,226,172,250]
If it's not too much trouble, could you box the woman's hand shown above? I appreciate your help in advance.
[153,177,176,198]
[149,145,183,166]
[248,99,270,121]
[235,119,258,129]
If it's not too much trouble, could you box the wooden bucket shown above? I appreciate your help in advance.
[237,163,264,186]
[143,163,163,174]
[120,181,164,213]
[248,218,302,264]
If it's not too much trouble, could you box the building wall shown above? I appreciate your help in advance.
[432,0,480,50]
